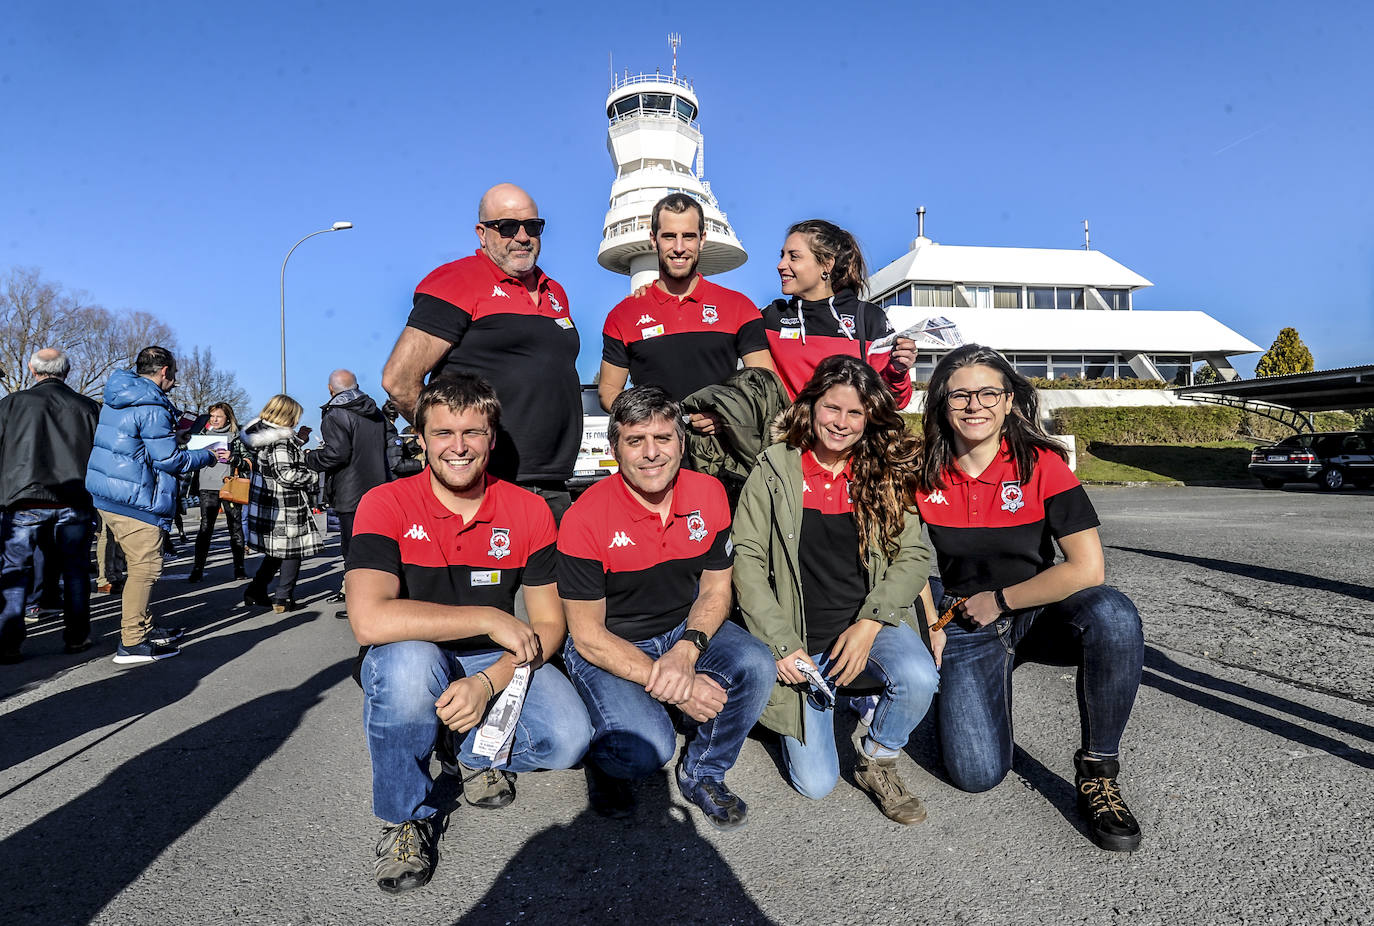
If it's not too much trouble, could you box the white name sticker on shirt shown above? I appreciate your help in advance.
[641,324,665,339]
[555,317,574,329]
[471,570,501,586]
[780,327,801,340]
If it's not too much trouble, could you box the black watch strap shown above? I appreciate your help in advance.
[681,629,710,654]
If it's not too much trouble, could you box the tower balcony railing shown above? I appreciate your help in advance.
[602,216,741,243]
[609,109,701,133]
[611,72,695,93]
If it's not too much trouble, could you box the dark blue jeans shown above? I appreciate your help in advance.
[563,620,774,783]
[0,507,94,653]
[931,577,1144,793]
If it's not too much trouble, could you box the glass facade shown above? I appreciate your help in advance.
[607,93,697,124]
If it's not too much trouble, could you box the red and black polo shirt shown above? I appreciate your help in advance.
[798,452,868,655]
[348,471,558,653]
[915,444,1099,597]
[407,250,581,483]
[760,290,913,406]
[557,469,733,642]
[602,276,768,401]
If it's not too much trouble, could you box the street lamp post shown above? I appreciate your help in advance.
[280,221,353,394]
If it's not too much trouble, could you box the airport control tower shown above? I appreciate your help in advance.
[597,35,747,291]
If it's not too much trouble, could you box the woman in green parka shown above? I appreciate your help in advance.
[732,355,939,824]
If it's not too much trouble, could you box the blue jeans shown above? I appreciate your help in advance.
[360,641,593,824]
[0,507,94,653]
[563,620,775,783]
[782,621,939,800]
[931,577,1144,793]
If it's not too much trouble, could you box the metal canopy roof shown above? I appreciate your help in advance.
[1175,365,1374,412]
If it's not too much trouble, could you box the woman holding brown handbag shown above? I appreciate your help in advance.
[188,402,249,582]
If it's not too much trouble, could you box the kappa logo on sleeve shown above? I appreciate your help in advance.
[608,530,636,549]
[488,527,511,560]
[403,524,431,541]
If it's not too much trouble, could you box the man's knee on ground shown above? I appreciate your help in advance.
[590,728,675,780]
[944,756,1010,794]
[789,765,839,801]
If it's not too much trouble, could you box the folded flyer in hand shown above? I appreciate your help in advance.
[794,658,835,707]
[868,316,966,353]
[473,664,531,765]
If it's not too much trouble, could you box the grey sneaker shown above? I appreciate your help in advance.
[854,754,927,825]
[373,818,437,895]
[458,760,516,810]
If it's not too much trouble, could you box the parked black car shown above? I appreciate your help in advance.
[1248,431,1374,490]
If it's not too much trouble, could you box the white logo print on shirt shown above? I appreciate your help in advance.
[636,314,656,325]
[491,285,510,298]
[608,531,636,549]
[404,524,431,541]
[926,490,948,506]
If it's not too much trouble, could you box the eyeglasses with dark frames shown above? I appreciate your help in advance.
[946,387,1010,410]
[480,218,546,238]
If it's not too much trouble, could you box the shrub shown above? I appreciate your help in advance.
[1052,406,1356,445]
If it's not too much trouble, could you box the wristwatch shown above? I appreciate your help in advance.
[681,629,710,655]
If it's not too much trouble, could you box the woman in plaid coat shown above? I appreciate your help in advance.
[239,394,321,612]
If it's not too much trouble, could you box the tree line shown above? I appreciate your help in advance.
[0,266,250,415]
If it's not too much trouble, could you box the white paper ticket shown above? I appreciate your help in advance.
[473,664,531,765]
[794,658,835,707]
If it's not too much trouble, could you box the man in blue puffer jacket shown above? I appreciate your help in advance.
[86,346,231,665]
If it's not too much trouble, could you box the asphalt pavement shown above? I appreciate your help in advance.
[1,483,1370,926]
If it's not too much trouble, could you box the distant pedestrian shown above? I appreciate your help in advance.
[304,369,394,615]
[187,403,249,583]
[86,346,231,665]
[0,348,101,663]
[381,182,581,523]
[240,395,321,613]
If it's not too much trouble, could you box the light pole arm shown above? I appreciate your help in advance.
[280,226,341,395]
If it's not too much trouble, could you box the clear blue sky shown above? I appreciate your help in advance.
[4,1,1372,431]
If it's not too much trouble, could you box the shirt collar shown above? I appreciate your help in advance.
[948,438,1014,485]
[648,275,705,306]
[421,471,499,530]
[801,449,853,482]
[612,471,694,522]
[473,248,547,292]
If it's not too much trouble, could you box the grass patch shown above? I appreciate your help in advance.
[1078,441,1256,484]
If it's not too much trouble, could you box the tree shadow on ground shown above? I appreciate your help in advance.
[1141,646,1373,768]
[0,611,315,773]
[0,658,352,926]
[452,766,775,926]
[1107,546,1374,604]
[1086,444,1251,483]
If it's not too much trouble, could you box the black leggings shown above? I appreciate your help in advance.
[192,491,245,574]
[247,556,302,603]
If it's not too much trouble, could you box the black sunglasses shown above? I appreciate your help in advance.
[480,218,546,238]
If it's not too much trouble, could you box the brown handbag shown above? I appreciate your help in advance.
[219,475,251,505]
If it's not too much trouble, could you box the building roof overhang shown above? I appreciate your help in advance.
[884,307,1261,356]
[868,242,1154,296]
[1174,365,1374,412]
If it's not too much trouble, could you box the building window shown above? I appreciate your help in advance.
[1098,288,1130,310]
[964,285,992,308]
[1012,354,1048,379]
[1083,355,1115,379]
[675,98,697,121]
[1027,287,1055,309]
[1152,354,1192,385]
[1055,288,1083,309]
[911,359,938,384]
[914,284,953,307]
[993,286,1022,308]
[1049,355,1083,380]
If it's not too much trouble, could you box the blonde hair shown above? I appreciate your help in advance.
[259,394,303,429]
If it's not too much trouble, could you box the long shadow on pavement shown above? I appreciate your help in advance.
[0,657,352,926]
[1107,546,1374,604]
[1142,646,1373,768]
[0,610,317,773]
[453,768,775,925]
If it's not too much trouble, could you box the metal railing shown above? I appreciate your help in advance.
[611,72,694,92]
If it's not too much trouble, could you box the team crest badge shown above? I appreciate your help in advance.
[702,305,719,325]
[686,510,708,543]
[1000,482,1024,514]
[488,527,511,560]
[839,314,856,336]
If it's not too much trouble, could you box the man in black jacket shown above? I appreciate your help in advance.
[305,370,395,614]
[0,348,101,662]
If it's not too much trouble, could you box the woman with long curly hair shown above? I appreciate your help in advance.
[732,355,938,823]
[915,344,1144,852]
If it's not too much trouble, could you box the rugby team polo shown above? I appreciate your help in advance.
[798,452,868,655]
[759,289,914,406]
[915,443,1099,598]
[349,471,558,654]
[602,276,768,401]
[557,469,733,642]
[407,250,581,483]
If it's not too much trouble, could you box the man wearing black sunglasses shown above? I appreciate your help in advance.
[383,183,581,523]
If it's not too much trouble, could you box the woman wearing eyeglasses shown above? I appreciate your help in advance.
[732,355,939,823]
[914,344,1144,852]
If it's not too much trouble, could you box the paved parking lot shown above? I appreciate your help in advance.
[1,484,1369,925]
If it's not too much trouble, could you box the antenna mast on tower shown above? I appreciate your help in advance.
[668,32,681,79]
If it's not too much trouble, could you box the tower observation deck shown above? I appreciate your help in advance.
[597,64,747,291]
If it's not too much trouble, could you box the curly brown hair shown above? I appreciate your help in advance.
[777,355,921,561]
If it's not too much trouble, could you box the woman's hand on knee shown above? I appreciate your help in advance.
[777,649,811,686]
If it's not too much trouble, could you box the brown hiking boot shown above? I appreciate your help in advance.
[854,754,927,824]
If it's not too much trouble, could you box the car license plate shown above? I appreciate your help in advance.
[1267,455,1286,462]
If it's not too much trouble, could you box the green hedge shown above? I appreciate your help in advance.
[1052,406,1357,445]
[1028,377,1170,390]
